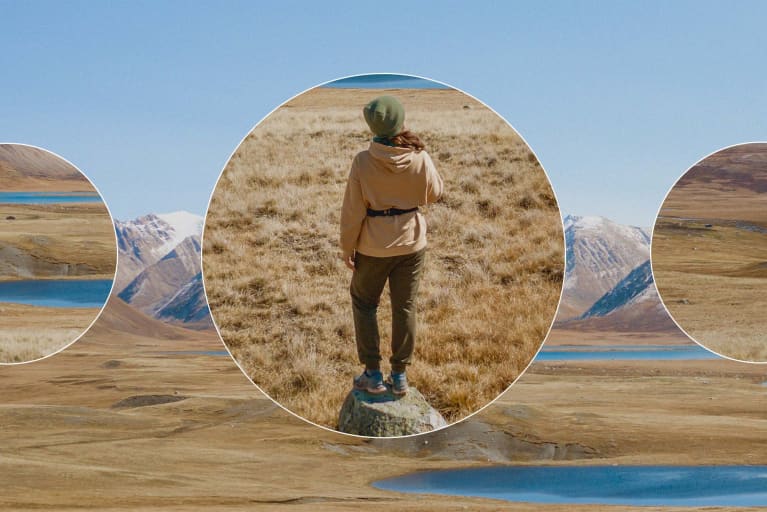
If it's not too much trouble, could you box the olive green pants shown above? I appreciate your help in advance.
[350,248,426,373]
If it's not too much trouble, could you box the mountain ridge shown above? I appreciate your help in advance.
[555,215,682,336]
[114,211,211,330]
[557,215,651,320]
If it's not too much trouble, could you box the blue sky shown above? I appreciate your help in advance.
[1,1,765,226]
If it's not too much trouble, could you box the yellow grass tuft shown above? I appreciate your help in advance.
[0,328,83,362]
[0,304,100,363]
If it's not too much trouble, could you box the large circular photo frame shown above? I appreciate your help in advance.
[202,74,565,437]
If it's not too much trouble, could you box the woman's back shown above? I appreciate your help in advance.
[354,142,441,211]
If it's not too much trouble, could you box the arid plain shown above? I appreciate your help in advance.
[203,87,564,428]
[653,144,767,361]
[0,297,765,511]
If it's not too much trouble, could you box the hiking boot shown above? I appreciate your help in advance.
[389,372,408,396]
[353,369,386,394]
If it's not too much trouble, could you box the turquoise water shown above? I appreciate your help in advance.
[374,465,767,506]
[0,191,102,204]
[0,279,112,308]
[536,344,715,361]
[323,74,449,89]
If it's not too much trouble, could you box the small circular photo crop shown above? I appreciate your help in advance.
[652,142,767,363]
[0,144,116,364]
[203,74,564,437]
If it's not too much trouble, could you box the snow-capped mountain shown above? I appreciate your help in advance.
[558,215,651,319]
[118,236,201,312]
[115,211,211,329]
[556,215,681,334]
[114,212,204,291]
[563,259,678,333]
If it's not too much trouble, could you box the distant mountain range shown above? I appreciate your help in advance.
[108,211,678,335]
[556,215,680,334]
[114,211,211,330]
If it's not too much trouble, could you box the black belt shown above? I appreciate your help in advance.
[366,207,419,217]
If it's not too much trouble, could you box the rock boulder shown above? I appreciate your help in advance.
[337,386,447,437]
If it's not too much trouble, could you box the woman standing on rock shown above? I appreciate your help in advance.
[340,95,443,396]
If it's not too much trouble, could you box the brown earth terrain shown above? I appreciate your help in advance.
[557,301,683,336]
[0,144,92,192]
[653,144,767,362]
[203,86,564,429]
[0,304,764,511]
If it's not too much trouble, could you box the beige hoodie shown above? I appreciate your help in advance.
[340,142,443,258]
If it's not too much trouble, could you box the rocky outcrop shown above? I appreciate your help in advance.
[0,242,99,278]
[337,387,446,437]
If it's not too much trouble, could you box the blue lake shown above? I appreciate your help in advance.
[0,279,112,308]
[0,191,102,204]
[374,465,767,507]
[536,344,716,361]
[323,74,449,89]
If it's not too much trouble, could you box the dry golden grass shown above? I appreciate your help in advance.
[203,87,563,430]
[0,304,99,363]
[653,144,767,362]
[0,329,83,362]
[0,202,116,279]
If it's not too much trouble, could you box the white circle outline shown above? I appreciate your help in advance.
[649,141,767,365]
[200,72,568,439]
[0,142,119,366]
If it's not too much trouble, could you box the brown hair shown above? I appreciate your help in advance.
[388,130,425,151]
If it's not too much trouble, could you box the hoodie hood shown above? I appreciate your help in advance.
[368,141,415,173]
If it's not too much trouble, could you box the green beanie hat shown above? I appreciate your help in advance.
[363,96,405,138]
